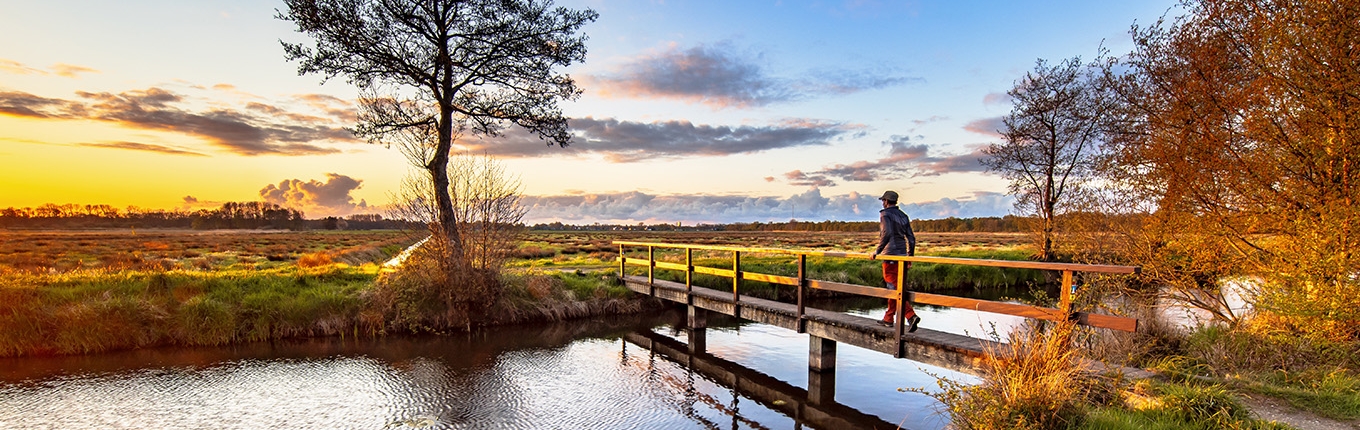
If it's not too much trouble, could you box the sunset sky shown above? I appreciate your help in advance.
[1,0,1179,224]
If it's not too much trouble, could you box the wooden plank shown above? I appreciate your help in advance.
[625,258,652,267]
[743,272,798,286]
[807,279,897,299]
[653,261,687,271]
[911,292,1067,320]
[1074,312,1139,332]
[693,266,735,277]
[911,292,1139,332]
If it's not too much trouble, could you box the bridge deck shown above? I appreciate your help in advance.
[623,275,1002,373]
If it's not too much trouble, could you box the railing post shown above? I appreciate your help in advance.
[685,248,693,304]
[797,254,807,333]
[1060,270,1074,319]
[618,244,626,283]
[647,245,655,296]
[732,250,741,317]
[894,257,907,357]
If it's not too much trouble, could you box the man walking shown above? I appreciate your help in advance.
[870,190,920,332]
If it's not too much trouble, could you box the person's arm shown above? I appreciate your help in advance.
[872,211,890,257]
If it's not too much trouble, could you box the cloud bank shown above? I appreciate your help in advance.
[457,117,863,162]
[259,173,369,217]
[0,87,357,155]
[521,188,1013,224]
[780,135,987,187]
[585,42,920,109]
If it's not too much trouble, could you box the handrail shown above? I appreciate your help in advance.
[614,240,1141,350]
[612,240,1139,275]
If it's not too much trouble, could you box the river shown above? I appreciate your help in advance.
[0,292,1028,430]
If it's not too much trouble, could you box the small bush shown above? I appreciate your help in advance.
[917,322,1098,430]
[296,252,333,268]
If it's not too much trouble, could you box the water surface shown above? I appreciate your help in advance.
[0,296,1024,429]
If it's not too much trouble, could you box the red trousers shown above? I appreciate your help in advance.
[882,260,917,321]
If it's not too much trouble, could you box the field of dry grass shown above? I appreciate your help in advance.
[0,229,419,273]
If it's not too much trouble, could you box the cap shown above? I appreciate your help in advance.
[879,190,899,202]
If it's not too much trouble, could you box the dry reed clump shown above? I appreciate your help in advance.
[920,321,1110,430]
[527,275,557,300]
[296,251,334,268]
[368,237,502,333]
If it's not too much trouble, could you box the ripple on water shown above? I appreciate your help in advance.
[0,310,975,429]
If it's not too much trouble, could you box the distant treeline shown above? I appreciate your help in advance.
[0,202,405,230]
[3,203,1028,233]
[528,215,1027,233]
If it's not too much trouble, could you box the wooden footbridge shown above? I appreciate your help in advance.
[614,241,1141,378]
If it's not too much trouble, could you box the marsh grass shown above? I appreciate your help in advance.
[493,268,654,324]
[916,320,1290,430]
[0,266,376,356]
[1165,325,1360,421]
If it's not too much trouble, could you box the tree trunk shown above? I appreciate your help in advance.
[430,101,467,265]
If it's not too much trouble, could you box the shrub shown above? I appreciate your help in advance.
[918,321,1099,430]
[296,251,334,268]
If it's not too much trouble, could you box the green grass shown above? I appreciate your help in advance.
[0,265,378,356]
[1079,382,1292,430]
[1235,369,1360,421]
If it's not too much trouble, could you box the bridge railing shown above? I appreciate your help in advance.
[614,241,1141,343]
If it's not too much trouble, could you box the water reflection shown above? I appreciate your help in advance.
[0,297,1025,430]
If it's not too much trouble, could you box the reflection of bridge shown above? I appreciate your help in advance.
[623,329,901,429]
[614,241,1142,394]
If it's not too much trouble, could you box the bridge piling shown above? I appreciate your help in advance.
[687,305,708,354]
[808,336,837,404]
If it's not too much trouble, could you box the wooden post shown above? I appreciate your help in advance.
[647,246,654,285]
[685,248,693,303]
[809,335,836,371]
[618,244,626,283]
[1060,270,1074,318]
[808,335,836,405]
[796,254,807,333]
[895,257,907,358]
[732,250,741,318]
[688,305,707,354]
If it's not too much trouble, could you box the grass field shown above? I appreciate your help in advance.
[0,229,418,273]
[0,229,1039,356]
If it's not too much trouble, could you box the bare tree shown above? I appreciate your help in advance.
[279,0,596,264]
[384,152,526,329]
[983,57,1107,261]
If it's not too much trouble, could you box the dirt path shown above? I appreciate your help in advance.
[1240,393,1360,430]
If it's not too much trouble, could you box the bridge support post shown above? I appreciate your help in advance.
[809,335,835,371]
[808,335,837,404]
[687,305,707,354]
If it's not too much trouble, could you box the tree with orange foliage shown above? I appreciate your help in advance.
[1101,0,1360,339]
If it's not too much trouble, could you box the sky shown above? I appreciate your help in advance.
[0,0,1181,224]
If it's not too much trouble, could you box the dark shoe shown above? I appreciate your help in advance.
[907,315,921,333]
[877,319,893,327]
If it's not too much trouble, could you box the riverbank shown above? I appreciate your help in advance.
[0,264,662,358]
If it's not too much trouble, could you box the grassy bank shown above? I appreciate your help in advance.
[0,266,375,356]
[917,308,1360,430]
[0,263,655,357]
